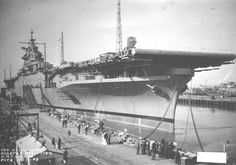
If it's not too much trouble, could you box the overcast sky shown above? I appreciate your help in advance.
[0,0,236,87]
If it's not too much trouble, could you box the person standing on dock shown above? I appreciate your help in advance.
[65,119,68,128]
[51,137,56,147]
[99,121,104,131]
[147,140,151,156]
[141,139,146,155]
[77,123,81,134]
[136,139,141,155]
[107,132,111,145]
[63,149,68,164]
[164,142,169,159]
[175,149,181,164]
[67,130,71,139]
[160,139,165,157]
[104,132,108,144]
[151,141,157,160]
[62,119,65,127]
[169,141,176,159]
[57,137,62,150]
[85,124,89,135]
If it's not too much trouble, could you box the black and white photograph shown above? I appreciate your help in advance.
[0,0,236,164]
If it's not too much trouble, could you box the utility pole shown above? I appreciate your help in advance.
[60,32,65,65]
[116,0,123,55]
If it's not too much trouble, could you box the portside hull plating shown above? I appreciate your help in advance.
[33,74,192,134]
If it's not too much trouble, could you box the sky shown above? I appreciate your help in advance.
[0,0,236,88]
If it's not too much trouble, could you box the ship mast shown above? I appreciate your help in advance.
[60,32,65,65]
[43,42,46,69]
[4,68,6,81]
[116,0,123,55]
[30,30,35,46]
[9,64,12,79]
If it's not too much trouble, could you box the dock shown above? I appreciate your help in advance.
[11,108,179,165]
[178,95,236,110]
[37,109,177,165]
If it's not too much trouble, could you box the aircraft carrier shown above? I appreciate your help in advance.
[3,0,236,142]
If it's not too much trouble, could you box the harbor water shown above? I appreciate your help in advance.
[175,105,236,152]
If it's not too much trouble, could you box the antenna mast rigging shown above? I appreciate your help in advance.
[19,30,46,64]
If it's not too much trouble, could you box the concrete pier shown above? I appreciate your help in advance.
[20,108,178,165]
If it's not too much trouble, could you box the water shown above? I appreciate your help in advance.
[175,105,236,152]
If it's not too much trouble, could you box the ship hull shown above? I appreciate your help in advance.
[33,73,192,136]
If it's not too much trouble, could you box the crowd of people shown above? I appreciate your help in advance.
[136,138,179,161]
